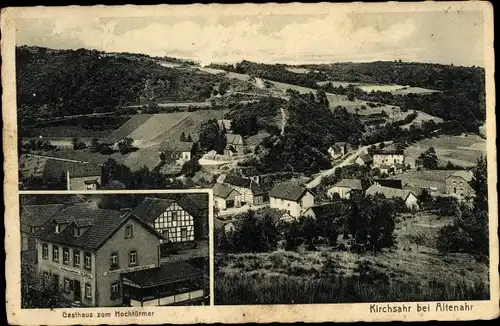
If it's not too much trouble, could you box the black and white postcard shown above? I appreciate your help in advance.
[2,1,498,324]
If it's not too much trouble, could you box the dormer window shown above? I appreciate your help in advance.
[55,224,60,234]
[74,227,81,237]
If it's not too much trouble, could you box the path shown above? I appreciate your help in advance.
[306,141,393,189]
[280,107,287,136]
[25,153,90,164]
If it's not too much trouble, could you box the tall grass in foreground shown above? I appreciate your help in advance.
[215,273,489,305]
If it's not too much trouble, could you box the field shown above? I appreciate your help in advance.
[392,87,442,95]
[316,81,441,95]
[388,134,486,168]
[215,212,489,304]
[400,111,444,129]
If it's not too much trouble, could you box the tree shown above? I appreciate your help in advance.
[408,232,427,253]
[199,119,225,153]
[470,155,488,212]
[117,137,134,154]
[159,152,167,162]
[347,92,355,101]
[299,216,319,250]
[21,260,70,308]
[180,131,186,142]
[186,133,193,142]
[418,147,438,169]
[284,221,301,251]
[71,137,86,150]
[181,158,201,177]
[90,138,100,152]
[417,188,434,210]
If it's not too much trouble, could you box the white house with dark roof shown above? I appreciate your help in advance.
[373,149,405,167]
[212,183,241,211]
[222,174,267,206]
[355,153,373,166]
[224,134,246,156]
[365,184,419,210]
[445,170,475,200]
[269,181,315,218]
[328,142,350,159]
[66,163,103,191]
[159,141,194,162]
[327,179,363,199]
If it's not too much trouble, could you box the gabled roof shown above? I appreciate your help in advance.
[177,194,208,220]
[218,119,232,130]
[357,154,373,163]
[334,142,347,147]
[68,163,103,178]
[224,175,265,195]
[226,134,244,146]
[365,184,416,201]
[304,201,347,218]
[50,202,118,224]
[331,179,363,190]
[246,132,270,146]
[393,163,406,169]
[131,197,175,224]
[159,140,193,153]
[213,183,239,198]
[447,170,473,182]
[378,164,392,170]
[269,181,312,202]
[35,207,164,251]
[373,149,404,155]
[20,204,64,227]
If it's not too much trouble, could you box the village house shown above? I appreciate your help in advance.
[246,132,270,153]
[66,163,103,191]
[33,203,207,307]
[445,170,475,200]
[21,204,64,252]
[327,179,363,199]
[404,153,419,170]
[224,134,246,156]
[269,181,315,218]
[327,142,350,159]
[373,149,405,168]
[355,154,373,166]
[159,141,194,162]
[131,197,198,248]
[302,201,347,219]
[212,183,241,211]
[222,174,267,206]
[365,184,419,210]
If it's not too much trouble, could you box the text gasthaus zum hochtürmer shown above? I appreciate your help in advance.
[62,310,155,318]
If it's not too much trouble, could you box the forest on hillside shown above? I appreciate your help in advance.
[16,47,220,125]
[208,60,486,134]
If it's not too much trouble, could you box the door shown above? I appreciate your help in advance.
[74,280,81,302]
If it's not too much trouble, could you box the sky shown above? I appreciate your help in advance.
[16,10,485,67]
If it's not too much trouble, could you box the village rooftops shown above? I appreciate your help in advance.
[304,201,347,217]
[333,178,363,190]
[357,154,373,163]
[67,162,103,178]
[159,140,194,153]
[226,134,245,145]
[131,197,175,224]
[224,174,266,195]
[177,194,208,220]
[21,203,64,230]
[373,149,404,155]
[213,183,238,198]
[123,261,204,288]
[447,170,473,182]
[218,119,232,130]
[393,163,406,170]
[269,181,312,202]
[35,204,163,251]
[365,184,415,201]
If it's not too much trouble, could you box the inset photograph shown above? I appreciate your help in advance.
[20,192,210,308]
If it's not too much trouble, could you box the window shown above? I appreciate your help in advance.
[110,282,120,300]
[85,283,92,299]
[128,250,137,266]
[110,252,119,269]
[64,278,71,292]
[52,245,59,262]
[42,243,49,259]
[125,225,133,239]
[73,250,80,267]
[74,227,80,237]
[172,211,178,222]
[55,224,60,234]
[84,252,91,269]
[181,228,187,239]
[454,187,457,193]
[52,274,60,290]
[63,248,69,265]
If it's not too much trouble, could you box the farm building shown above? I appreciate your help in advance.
[66,162,103,191]
[373,149,405,168]
[365,184,419,210]
[33,203,206,307]
[159,141,194,162]
[302,201,347,219]
[224,134,246,156]
[246,132,270,152]
[372,179,402,189]
[328,142,350,159]
[222,174,267,206]
[213,183,241,211]
[269,181,315,218]
[355,154,373,166]
[404,153,420,169]
[327,179,363,199]
[445,170,475,200]
[132,197,198,246]
[218,119,232,131]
